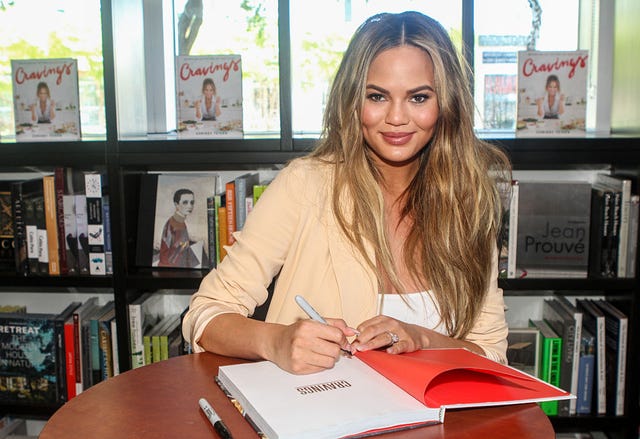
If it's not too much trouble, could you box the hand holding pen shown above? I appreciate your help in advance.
[295,295,359,356]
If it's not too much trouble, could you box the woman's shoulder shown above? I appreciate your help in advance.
[280,156,333,181]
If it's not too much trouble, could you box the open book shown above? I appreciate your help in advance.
[216,348,573,439]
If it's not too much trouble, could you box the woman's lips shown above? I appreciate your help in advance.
[381,131,413,145]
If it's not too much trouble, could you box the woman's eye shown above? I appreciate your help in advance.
[411,94,430,104]
[367,93,386,102]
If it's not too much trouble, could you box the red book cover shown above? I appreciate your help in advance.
[356,348,571,409]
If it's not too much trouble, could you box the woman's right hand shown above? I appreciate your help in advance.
[268,319,355,374]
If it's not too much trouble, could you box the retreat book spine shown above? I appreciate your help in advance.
[43,175,60,276]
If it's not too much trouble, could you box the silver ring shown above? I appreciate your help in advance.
[387,331,400,345]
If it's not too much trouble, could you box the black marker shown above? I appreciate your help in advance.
[199,397,233,439]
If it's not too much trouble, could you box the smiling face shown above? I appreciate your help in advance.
[361,45,439,172]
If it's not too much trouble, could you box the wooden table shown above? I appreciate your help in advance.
[39,352,555,438]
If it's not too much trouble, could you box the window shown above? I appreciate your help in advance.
[289,0,462,137]
[0,0,105,138]
[0,0,599,140]
[473,0,580,132]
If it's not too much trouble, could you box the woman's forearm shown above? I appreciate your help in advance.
[198,313,283,361]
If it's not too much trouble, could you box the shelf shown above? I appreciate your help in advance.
[499,277,637,292]
[0,404,57,419]
[0,273,113,289]
[0,140,108,168]
[124,268,207,291]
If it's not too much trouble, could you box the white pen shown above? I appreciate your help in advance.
[199,397,233,439]
[295,295,357,355]
[295,294,328,324]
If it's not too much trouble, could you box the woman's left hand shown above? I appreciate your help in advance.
[351,315,427,354]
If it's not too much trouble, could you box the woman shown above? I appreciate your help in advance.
[195,77,222,121]
[182,11,512,374]
[31,81,55,123]
[536,74,565,119]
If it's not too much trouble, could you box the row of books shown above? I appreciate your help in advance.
[135,172,270,270]
[127,293,190,369]
[10,55,243,141]
[0,298,118,406]
[0,168,112,277]
[499,173,639,279]
[507,296,628,417]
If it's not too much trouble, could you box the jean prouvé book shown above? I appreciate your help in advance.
[216,348,572,439]
[516,180,591,278]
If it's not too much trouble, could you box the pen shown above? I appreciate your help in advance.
[199,397,233,439]
[295,295,355,356]
[295,294,328,324]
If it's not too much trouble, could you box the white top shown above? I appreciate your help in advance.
[379,291,447,335]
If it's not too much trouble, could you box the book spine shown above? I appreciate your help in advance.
[43,175,60,275]
[63,320,76,400]
[85,173,106,275]
[73,313,83,394]
[90,317,102,385]
[626,195,639,277]
[74,194,90,275]
[10,182,29,275]
[609,190,621,277]
[589,189,613,278]
[539,336,562,416]
[207,196,216,269]
[62,194,79,275]
[507,180,519,278]
[35,195,49,274]
[54,316,67,404]
[234,177,247,231]
[102,195,113,275]
[128,303,145,368]
[614,315,627,416]
[98,318,113,380]
[225,181,236,245]
[616,181,631,277]
[54,168,69,275]
[576,336,595,415]
[110,318,119,376]
[218,206,228,261]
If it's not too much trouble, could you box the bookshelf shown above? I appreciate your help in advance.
[0,1,638,438]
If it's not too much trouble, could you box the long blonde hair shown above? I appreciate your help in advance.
[310,11,511,338]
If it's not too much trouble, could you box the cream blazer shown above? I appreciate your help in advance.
[182,157,508,363]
